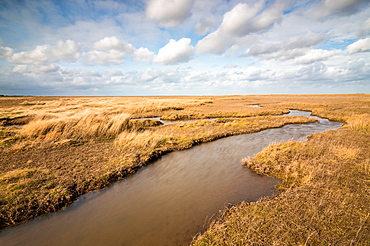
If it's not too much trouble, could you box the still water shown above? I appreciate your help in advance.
[0,111,342,246]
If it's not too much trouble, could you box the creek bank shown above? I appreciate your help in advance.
[0,111,343,246]
[0,115,316,229]
[192,127,369,245]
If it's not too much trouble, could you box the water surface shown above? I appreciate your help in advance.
[0,111,342,246]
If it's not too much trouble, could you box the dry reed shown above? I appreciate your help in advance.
[20,110,131,140]
[347,113,370,131]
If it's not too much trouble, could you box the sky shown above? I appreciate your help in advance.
[0,0,369,96]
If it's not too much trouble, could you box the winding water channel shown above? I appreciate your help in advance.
[0,110,343,246]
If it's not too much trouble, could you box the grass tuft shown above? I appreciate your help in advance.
[20,110,131,140]
[347,113,370,131]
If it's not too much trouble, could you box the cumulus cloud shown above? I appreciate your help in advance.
[196,29,231,54]
[220,1,288,37]
[154,38,194,65]
[196,0,291,54]
[132,47,154,62]
[90,36,156,63]
[4,36,155,67]
[9,40,80,65]
[89,36,155,64]
[311,0,369,19]
[92,36,134,53]
[2,0,369,95]
[347,37,370,54]
[195,18,216,35]
[84,50,125,65]
[146,0,194,27]
[0,46,13,60]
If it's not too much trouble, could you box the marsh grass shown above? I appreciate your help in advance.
[192,125,370,245]
[20,110,131,140]
[347,113,370,131]
[115,116,316,155]
[1,94,370,235]
[0,100,316,229]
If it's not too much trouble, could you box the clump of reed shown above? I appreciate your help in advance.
[347,113,370,131]
[115,130,170,150]
[20,110,131,140]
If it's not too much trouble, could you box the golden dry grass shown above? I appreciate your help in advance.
[347,113,370,131]
[191,96,370,246]
[193,129,370,245]
[1,94,370,238]
[20,110,131,140]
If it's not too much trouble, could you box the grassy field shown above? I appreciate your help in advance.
[0,94,369,244]
[191,95,370,245]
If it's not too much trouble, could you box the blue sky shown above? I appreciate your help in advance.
[0,0,369,96]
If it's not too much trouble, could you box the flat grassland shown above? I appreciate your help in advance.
[0,94,369,244]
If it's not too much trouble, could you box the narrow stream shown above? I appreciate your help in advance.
[0,111,343,246]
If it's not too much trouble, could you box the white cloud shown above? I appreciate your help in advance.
[154,38,194,65]
[247,33,326,56]
[146,0,194,27]
[194,18,216,35]
[191,0,229,35]
[1,0,369,95]
[92,36,155,63]
[360,17,370,36]
[141,67,161,81]
[132,47,154,62]
[50,19,124,48]
[294,49,341,64]
[311,0,369,19]
[53,40,81,60]
[9,40,80,65]
[195,0,291,54]
[4,36,154,67]
[0,46,13,60]
[92,36,134,53]
[347,37,370,54]
[195,29,231,54]
[220,1,287,37]
[12,64,60,74]
[243,32,329,62]
[84,50,125,65]
[219,2,262,36]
